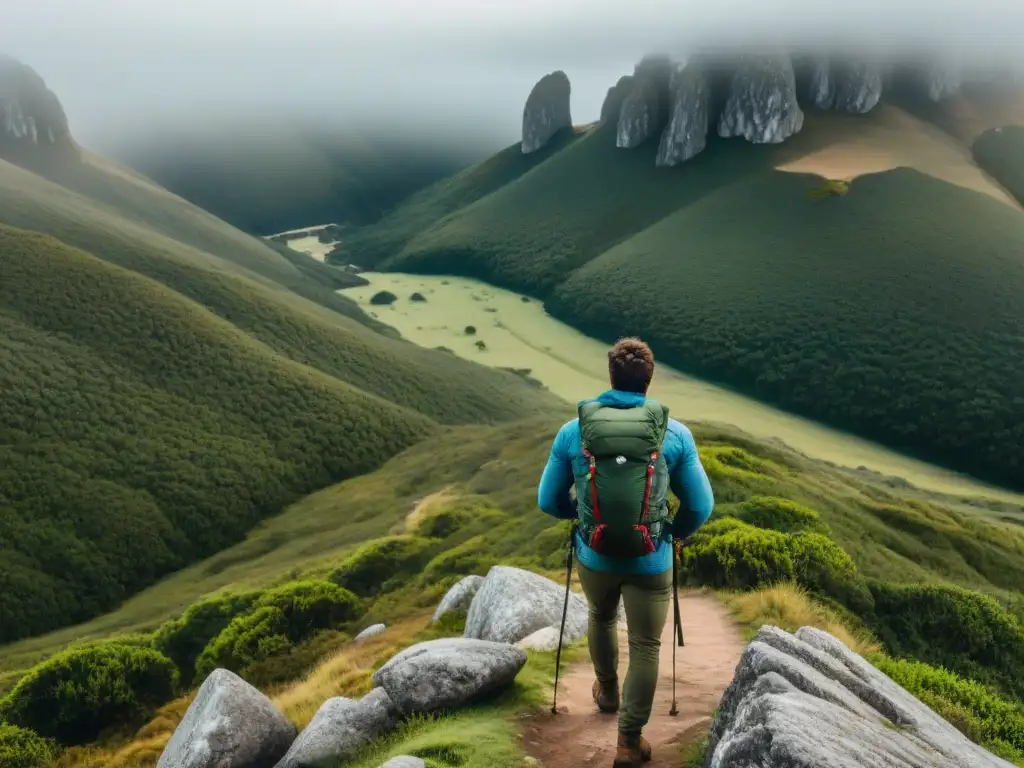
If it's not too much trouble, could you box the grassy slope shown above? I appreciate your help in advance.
[974,125,1024,207]
[341,112,1024,490]
[0,147,564,643]
[6,417,1023,679]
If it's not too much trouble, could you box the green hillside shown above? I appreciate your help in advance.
[0,139,564,644]
[339,112,1024,490]
[974,125,1024,207]
[106,121,477,235]
[6,418,1024,766]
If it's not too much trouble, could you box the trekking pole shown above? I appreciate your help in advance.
[670,538,684,716]
[552,524,577,715]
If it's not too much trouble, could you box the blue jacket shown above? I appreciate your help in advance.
[537,389,715,574]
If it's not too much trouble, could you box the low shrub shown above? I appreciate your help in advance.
[0,643,178,745]
[733,496,830,535]
[255,580,360,638]
[194,606,292,680]
[330,536,437,597]
[868,582,1024,702]
[0,724,55,768]
[420,535,493,584]
[153,590,260,683]
[873,654,1024,762]
[194,581,359,680]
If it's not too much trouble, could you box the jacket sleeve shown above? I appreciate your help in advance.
[537,423,578,520]
[667,423,714,539]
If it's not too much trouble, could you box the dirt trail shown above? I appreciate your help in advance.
[522,593,744,768]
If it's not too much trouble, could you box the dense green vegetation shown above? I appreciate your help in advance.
[0,724,54,768]
[0,146,563,644]
[0,644,178,744]
[340,111,1024,490]
[973,126,1024,207]
[106,121,476,235]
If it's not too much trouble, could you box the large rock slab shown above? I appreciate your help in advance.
[274,688,394,768]
[372,637,527,716]
[656,63,712,166]
[0,55,70,147]
[157,668,295,768]
[433,575,485,623]
[464,565,587,645]
[521,71,571,154]
[833,61,883,114]
[704,625,1015,768]
[718,54,804,144]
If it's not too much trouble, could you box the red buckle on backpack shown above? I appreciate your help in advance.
[590,523,608,551]
[634,524,657,555]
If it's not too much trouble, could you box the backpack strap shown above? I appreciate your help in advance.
[578,401,607,549]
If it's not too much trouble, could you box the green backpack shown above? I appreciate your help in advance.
[573,399,671,558]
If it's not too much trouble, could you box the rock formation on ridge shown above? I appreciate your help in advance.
[656,62,713,166]
[521,71,572,154]
[717,54,805,143]
[0,54,70,148]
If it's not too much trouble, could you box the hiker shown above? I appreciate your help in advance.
[537,337,714,768]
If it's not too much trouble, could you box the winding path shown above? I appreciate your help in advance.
[522,593,744,768]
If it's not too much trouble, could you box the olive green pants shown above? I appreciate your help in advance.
[575,559,672,736]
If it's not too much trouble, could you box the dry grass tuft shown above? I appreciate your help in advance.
[724,582,879,656]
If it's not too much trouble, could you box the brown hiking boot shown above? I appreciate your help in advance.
[592,679,619,713]
[612,732,653,767]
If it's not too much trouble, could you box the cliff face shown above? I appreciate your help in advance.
[521,48,1015,165]
[0,55,70,149]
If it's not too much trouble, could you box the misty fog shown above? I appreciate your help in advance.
[3,0,1024,154]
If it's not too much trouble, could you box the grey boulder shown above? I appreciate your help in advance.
[433,575,485,622]
[372,637,527,716]
[833,61,883,114]
[354,623,386,642]
[704,625,1015,768]
[718,54,804,144]
[157,668,295,768]
[378,758,425,768]
[521,71,571,154]
[274,687,395,768]
[515,626,563,652]
[656,63,712,166]
[464,565,587,645]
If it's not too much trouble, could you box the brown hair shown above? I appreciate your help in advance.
[608,337,655,394]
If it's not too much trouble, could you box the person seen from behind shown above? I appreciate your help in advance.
[537,337,714,768]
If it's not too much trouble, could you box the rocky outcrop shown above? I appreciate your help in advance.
[354,623,386,643]
[617,76,662,149]
[600,76,634,124]
[274,688,394,768]
[0,55,70,147]
[521,71,571,154]
[704,625,1014,768]
[464,565,587,645]
[433,575,485,623]
[833,61,883,114]
[372,638,527,716]
[656,63,712,166]
[157,669,295,768]
[806,57,835,110]
[921,61,962,101]
[718,54,804,144]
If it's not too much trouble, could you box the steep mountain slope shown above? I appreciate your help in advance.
[106,120,478,236]
[974,125,1024,207]
[0,57,565,644]
[338,106,1024,490]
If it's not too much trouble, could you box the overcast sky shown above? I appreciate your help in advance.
[3,0,1024,151]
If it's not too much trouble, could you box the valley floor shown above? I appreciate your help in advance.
[340,272,1024,506]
